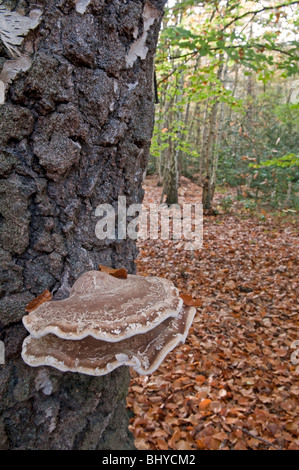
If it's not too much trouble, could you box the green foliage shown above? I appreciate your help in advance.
[218,85,299,208]
[251,153,299,168]
[150,0,299,209]
[160,0,299,78]
[239,198,257,213]
[219,195,233,212]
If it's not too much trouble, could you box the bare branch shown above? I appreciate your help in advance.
[221,1,299,31]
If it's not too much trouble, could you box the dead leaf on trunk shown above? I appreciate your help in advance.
[25,290,52,313]
[99,265,128,279]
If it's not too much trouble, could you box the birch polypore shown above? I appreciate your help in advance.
[21,270,196,376]
[22,270,184,341]
[21,306,196,376]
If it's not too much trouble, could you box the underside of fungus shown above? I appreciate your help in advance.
[21,306,196,376]
[21,270,197,376]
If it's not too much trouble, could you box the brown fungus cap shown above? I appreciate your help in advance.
[21,306,196,376]
[22,271,184,342]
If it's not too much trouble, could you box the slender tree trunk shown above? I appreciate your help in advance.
[161,67,183,206]
[165,139,179,205]
[157,108,163,182]
[285,180,292,208]
[209,58,228,203]
[168,70,184,204]
[227,63,239,123]
[162,70,183,205]
[195,109,202,181]
[181,100,191,175]
[201,100,220,211]
[199,96,210,185]
[161,0,184,205]
[202,57,224,212]
[160,134,174,203]
[0,0,165,450]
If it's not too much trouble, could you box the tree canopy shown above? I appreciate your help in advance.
[151,0,299,210]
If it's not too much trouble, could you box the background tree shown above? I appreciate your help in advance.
[150,0,299,211]
[0,0,166,450]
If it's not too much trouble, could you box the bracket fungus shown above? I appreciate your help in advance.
[21,270,197,376]
[22,306,196,376]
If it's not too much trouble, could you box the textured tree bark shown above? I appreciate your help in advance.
[0,0,166,450]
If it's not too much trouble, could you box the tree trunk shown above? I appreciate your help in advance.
[199,97,210,185]
[210,57,228,202]
[0,0,165,450]
[202,57,224,212]
[162,69,183,205]
[201,99,219,211]
[165,140,179,205]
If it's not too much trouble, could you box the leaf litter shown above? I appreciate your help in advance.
[126,176,299,451]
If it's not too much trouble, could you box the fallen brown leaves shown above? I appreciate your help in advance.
[180,294,202,307]
[99,265,128,279]
[25,289,52,312]
[127,176,299,451]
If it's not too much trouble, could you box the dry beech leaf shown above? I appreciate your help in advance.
[156,438,168,450]
[152,429,168,438]
[134,438,151,450]
[199,398,211,410]
[195,375,206,384]
[224,280,236,290]
[234,440,248,450]
[99,264,127,279]
[25,290,52,313]
[210,401,222,413]
[213,431,229,441]
[195,438,205,449]
[180,294,202,307]
[176,439,193,450]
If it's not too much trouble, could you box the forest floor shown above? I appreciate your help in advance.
[126,176,299,451]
